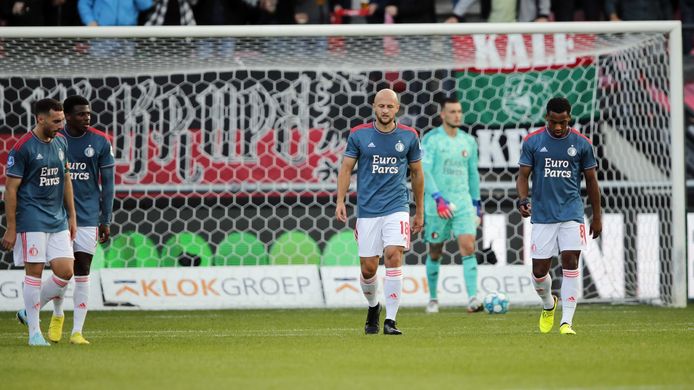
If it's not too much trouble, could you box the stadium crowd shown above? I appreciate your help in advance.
[0,0,687,27]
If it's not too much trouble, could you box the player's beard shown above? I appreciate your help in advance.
[43,127,58,140]
[445,120,461,129]
[376,114,394,127]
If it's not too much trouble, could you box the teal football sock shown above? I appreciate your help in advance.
[425,255,441,300]
[463,255,478,298]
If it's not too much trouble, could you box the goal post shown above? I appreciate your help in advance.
[667,23,687,309]
[0,22,686,307]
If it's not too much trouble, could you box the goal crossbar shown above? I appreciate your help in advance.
[0,21,683,38]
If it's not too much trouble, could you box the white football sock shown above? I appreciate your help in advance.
[384,267,403,321]
[532,272,555,310]
[40,275,69,316]
[360,273,379,307]
[72,275,90,334]
[52,296,64,317]
[23,275,42,337]
[561,269,580,325]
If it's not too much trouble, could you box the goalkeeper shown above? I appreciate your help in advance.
[422,96,483,314]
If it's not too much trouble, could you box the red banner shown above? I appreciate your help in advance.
[0,128,344,193]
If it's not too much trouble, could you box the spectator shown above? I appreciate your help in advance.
[294,0,345,24]
[194,0,231,24]
[488,0,517,22]
[78,0,153,26]
[253,0,295,24]
[392,0,436,23]
[51,0,83,25]
[221,0,295,24]
[365,0,394,23]
[366,0,435,24]
[552,0,604,21]
[451,0,550,22]
[605,0,673,21]
[490,0,550,22]
[145,0,197,25]
[447,0,489,22]
[682,0,694,54]
[199,0,251,24]
[3,0,57,25]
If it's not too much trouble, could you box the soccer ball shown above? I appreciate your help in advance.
[483,292,510,314]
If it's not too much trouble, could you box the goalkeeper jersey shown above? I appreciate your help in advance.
[518,127,597,224]
[422,126,480,216]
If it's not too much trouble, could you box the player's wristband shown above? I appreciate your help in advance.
[517,198,530,210]
[432,192,443,201]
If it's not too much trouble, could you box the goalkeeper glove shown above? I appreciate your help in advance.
[473,199,483,225]
[432,192,454,219]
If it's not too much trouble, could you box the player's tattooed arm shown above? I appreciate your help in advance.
[516,165,532,218]
[2,177,21,250]
[336,156,357,223]
[584,167,602,238]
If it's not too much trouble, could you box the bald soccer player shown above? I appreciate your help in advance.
[336,89,424,335]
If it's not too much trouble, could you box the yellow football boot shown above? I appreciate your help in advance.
[559,323,577,335]
[47,315,64,343]
[539,295,558,334]
[69,332,91,345]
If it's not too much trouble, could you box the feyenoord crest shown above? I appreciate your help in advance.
[395,140,405,152]
[29,245,38,257]
[85,145,95,157]
[431,232,438,239]
[567,145,577,157]
[58,149,64,161]
[462,149,469,157]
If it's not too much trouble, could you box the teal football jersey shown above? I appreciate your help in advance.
[422,126,480,216]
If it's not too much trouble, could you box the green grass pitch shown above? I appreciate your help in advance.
[2,305,693,389]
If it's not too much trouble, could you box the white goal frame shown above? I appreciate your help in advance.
[0,22,686,307]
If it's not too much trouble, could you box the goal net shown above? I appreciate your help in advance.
[0,23,686,307]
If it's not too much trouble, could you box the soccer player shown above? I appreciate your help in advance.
[516,96,602,335]
[336,88,424,335]
[2,98,77,346]
[46,95,115,345]
[421,96,483,314]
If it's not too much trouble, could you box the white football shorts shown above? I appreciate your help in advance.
[13,230,74,266]
[531,221,587,259]
[355,211,411,257]
[74,226,98,255]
